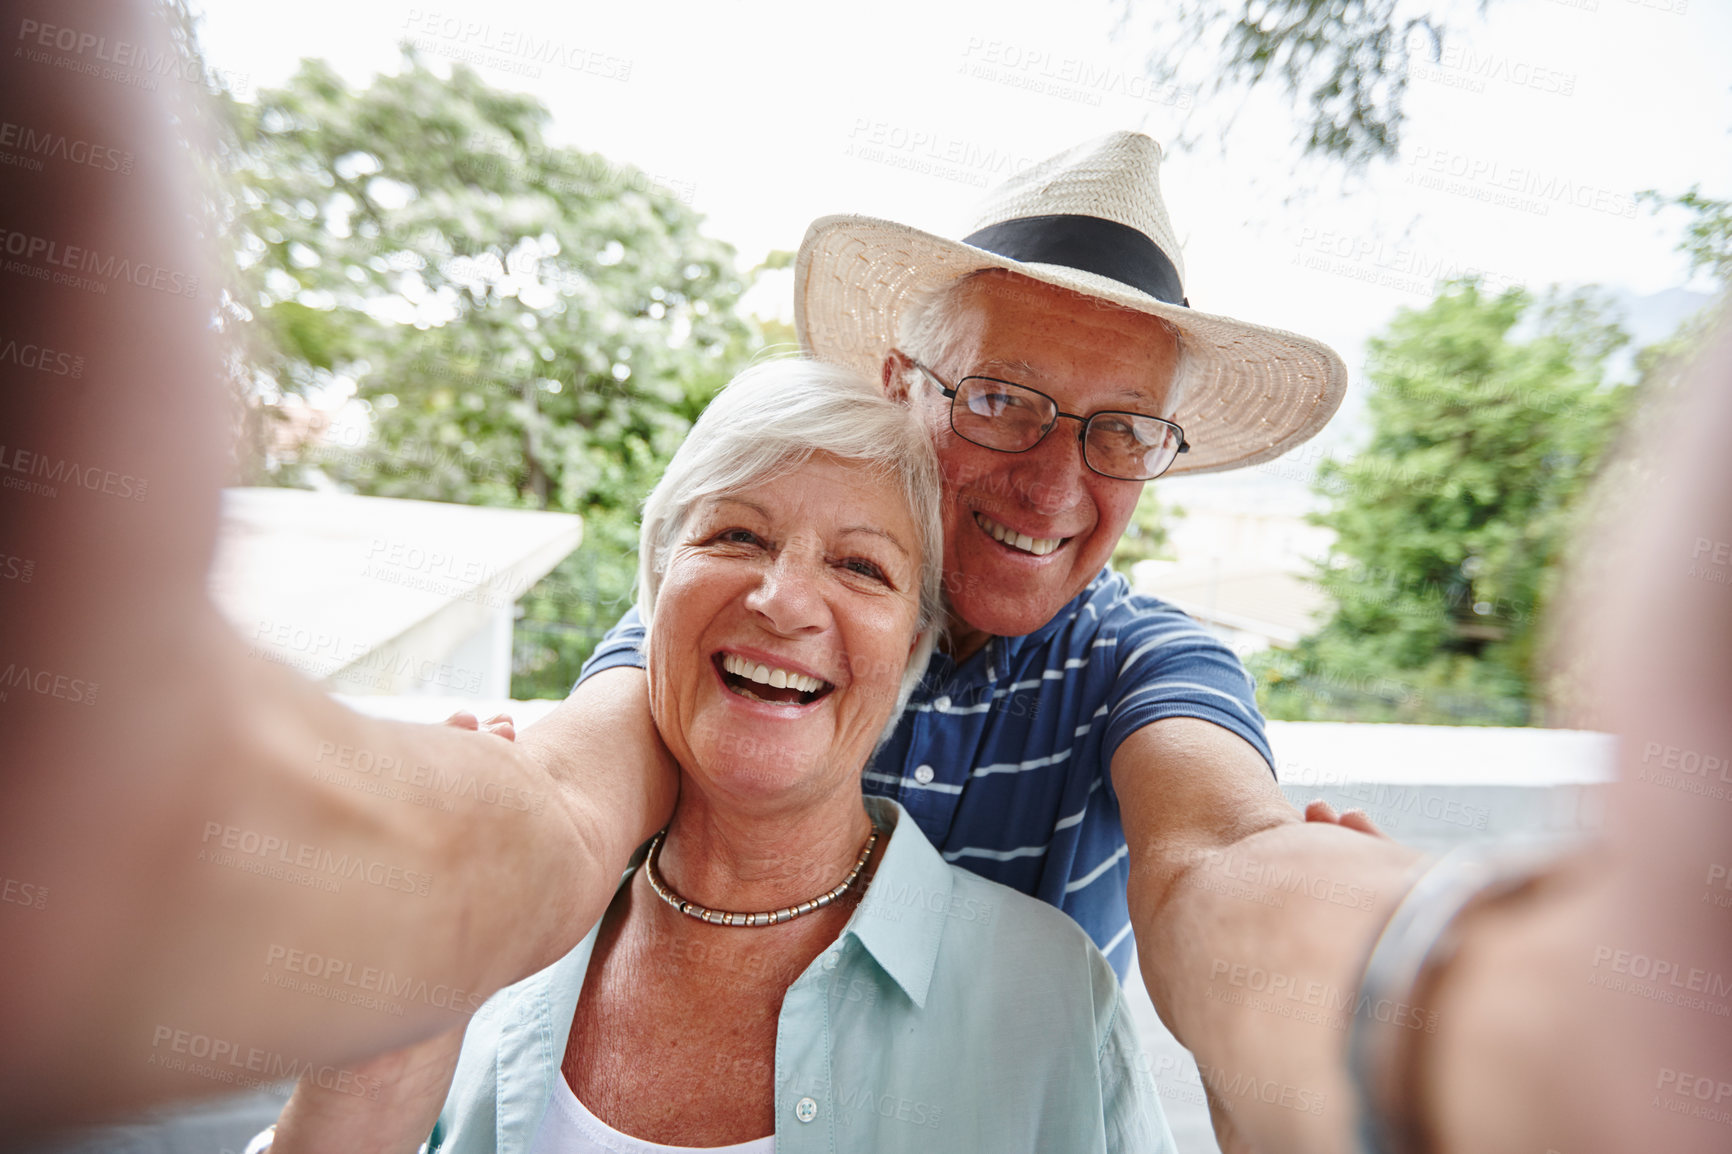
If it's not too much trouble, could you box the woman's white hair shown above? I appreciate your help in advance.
[636,357,944,728]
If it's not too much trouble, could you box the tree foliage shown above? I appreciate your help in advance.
[1643,185,1732,288]
[1250,280,1632,723]
[1125,0,1474,167]
[227,53,755,695]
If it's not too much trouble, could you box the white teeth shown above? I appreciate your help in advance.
[721,653,826,694]
[975,513,1062,556]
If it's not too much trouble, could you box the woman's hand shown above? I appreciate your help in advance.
[273,1026,466,1154]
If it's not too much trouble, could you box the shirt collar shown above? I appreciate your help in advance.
[492,801,966,1092]
[937,567,1115,684]
[842,797,953,1009]
[493,917,599,1153]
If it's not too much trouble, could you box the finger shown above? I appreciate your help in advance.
[443,711,479,730]
[484,720,517,742]
[1303,800,1340,824]
[1336,809,1392,839]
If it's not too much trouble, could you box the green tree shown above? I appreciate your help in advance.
[228,53,755,696]
[1250,280,1632,723]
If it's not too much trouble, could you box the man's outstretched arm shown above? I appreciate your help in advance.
[1114,717,1423,1152]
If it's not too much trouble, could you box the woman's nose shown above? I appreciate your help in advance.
[743,552,828,635]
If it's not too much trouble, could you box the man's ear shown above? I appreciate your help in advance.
[882,349,915,405]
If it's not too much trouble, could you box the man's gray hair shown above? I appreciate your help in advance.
[637,357,944,723]
[896,268,1188,414]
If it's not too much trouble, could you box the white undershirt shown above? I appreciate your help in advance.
[529,1074,776,1154]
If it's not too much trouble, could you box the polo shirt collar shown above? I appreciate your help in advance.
[937,567,1112,685]
[843,797,953,1010]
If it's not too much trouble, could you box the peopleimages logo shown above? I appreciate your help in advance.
[1207,958,1439,1034]
[1406,43,1576,97]
[1637,740,1732,803]
[1405,146,1637,219]
[1589,945,1732,1016]
[843,120,1038,190]
[0,336,83,377]
[14,18,249,94]
[0,229,199,298]
[148,1025,381,1097]
[1,874,48,911]
[0,442,148,501]
[0,662,99,705]
[199,821,434,897]
[264,944,489,1015]
[313,740,546,814]
[957,38,1193,110]
[0,119,134,175]
[401,10,632,81]
[1195,850,1380,910]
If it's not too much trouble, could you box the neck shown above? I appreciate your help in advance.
[942,610,993,664]
[655,781,876,916]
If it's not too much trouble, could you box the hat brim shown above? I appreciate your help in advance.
[795,214,1347,476]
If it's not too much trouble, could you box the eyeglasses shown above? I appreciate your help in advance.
[910,361,1188,482]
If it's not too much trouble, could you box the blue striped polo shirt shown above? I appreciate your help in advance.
[577,567,1272,978]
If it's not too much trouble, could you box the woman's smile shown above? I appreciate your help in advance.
[712,649,835,707]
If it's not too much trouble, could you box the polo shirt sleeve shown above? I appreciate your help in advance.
[573,605,647,691]
[1099,599,1274,777]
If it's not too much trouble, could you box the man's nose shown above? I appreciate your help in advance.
[743,551,829,635]
[1009,421,1088,516]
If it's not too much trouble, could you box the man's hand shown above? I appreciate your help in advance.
[1302,799,1391,838]
[444,710,517,742]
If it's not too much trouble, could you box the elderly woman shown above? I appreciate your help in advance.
[272,359,1173,1153]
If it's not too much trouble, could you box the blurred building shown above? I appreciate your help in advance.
[210,488,582,698]
[1136,473,1334,654]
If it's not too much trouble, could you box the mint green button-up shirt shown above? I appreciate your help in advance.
[431,798,1175,1153]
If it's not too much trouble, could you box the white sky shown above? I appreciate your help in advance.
[192,0,1730,458]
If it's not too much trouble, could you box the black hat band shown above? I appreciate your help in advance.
[962,213,1188,308]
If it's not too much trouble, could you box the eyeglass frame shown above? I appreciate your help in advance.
[907,359,1190,482]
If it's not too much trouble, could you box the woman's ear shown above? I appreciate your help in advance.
[882,349,915,404]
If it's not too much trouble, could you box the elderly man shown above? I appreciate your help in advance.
[567,133,1422,1149]
[584,132,1349,969]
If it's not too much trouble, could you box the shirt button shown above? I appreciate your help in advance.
[821,951,839,970]
[913,765,935,785]
[794,1096,819,1123]
[933,695,951,711]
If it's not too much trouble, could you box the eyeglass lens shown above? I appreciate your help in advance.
[950,377,1180,480]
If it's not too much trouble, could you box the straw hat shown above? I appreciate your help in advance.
[794,131,1346,475]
